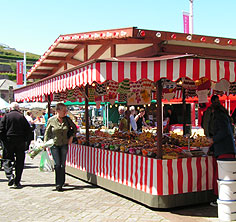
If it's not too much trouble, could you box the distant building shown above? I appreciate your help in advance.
[0,79,17,102]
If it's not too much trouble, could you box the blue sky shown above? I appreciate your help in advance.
[1,0,235,55]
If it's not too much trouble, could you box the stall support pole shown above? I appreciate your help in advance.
[47,95,51,117]
[182,88,186,136]
[85,84,89,145]
[156,80,163,159]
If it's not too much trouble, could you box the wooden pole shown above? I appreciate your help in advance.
[85,84,89,145]
[47,95,51,117]
[156,80,163,159]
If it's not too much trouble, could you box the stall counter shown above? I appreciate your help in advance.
[63,144,215,208]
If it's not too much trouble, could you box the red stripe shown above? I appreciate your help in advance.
[205,156,209,190]
[121,153,125,184]
[167,160,173,195]
[177,158,183,194]
[140,156,144,191]
[141,61,148,79]
[114,151,117,181]
[149,158,154,194]
[103,150,106,178]
[216,60,220,81]
[130,155,134,187]
[224,61,230,81]
[118,62,124,82]
[167,60,173,80]
[99,149,102,177]
[235,63,236,82]
[110,151,113,179]
[134,156,138,189]
[156,160,163,195]
[154,61,160,81]
[193,59,200,80]
[180,59,186,78]
[187,158,193,192]
[106,62,112,81]
[117,152,120,183]
[130,62,137,82]
[196,157,202,191]
[126,154,129,186]
[205,59,211,79]
[144,157,148,192]
[95,63,101,83]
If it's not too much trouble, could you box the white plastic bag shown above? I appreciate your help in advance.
[39,151,54,172]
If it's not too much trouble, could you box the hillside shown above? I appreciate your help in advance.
[0,43,40,81]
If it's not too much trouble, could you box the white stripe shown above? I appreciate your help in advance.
[162,160,168,195]
[107,151,110,179]
[92,63,96,82]
[208,156,213,189]
[112,62,118,82]
[136,62,142,81]
[160,60,167,78]
[115,152,118,182]
[147,61,154,81]
[111,151,114,181]
[100,63,106,82]
[137,156,141,191]
[84,66,88,84]
[201,157,206,190]
[211,60,217,82]
[173,59,180,81]
[219,61,225,80]
[141,157,146,192]
[124,62,130,79]
[172,159,178,194]
[123,154,127,185]
[186,59,193,79]
[88,65,92,84]
[199,59,206,79]
[146,158,151,194]
[119,153,123,184]
[182,158,188,193]
[229,62,235,82]
[152,159,157,195]
[191,158,197,192]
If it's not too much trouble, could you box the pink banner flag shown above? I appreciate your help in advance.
[183,11,190,34]
[16,60,24,85]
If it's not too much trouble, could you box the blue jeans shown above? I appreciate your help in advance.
[50,145,68,187]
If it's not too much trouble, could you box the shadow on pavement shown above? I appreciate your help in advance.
[155,203,218,218]
[0,178,8,182]
[24,163,39,169]
[22,183,55,188]
[61,184,98,191]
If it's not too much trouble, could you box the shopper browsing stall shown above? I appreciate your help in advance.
[129,106,137,132]
[44,103,77,192]
[135,108,150,132]
[118,106,128,132]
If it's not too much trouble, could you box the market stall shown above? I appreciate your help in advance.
[14,27,236,208]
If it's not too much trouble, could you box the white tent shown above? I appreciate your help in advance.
[0,98,10,109]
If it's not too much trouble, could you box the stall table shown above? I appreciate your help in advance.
[65,144,215,208]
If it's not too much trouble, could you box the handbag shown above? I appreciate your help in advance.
[65,117,74,139]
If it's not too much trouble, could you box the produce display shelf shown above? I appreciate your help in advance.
[65,144,215,208]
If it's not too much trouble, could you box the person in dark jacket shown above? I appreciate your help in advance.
[0,102,31,188]
[208,101,236,206]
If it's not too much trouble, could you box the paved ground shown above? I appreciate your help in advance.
[0,154,219,222]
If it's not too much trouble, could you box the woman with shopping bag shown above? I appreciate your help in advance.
[44,103,77,192]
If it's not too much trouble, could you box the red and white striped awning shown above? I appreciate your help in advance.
[14,56,236,102]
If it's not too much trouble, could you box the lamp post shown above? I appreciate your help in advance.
[189,0,193,34]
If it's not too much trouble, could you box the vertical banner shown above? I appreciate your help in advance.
[16,60,24,85]
[183,11,190,34]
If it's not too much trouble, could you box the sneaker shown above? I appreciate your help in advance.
[8,175,15,186]
[210,201,217,207]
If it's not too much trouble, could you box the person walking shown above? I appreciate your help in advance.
[44,103,77,192]
[0,102,31,188]
[207,100,236,206]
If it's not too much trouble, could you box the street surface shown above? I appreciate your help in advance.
[0,154,218,222]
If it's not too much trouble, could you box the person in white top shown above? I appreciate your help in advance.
[129,106,137,132]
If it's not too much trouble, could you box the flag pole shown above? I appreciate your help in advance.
[189,0,193,34]
[23,51,26,86]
